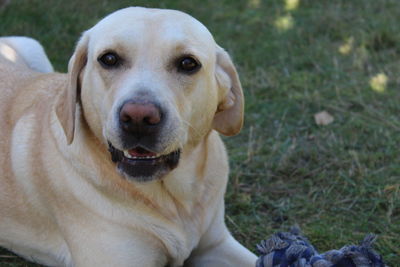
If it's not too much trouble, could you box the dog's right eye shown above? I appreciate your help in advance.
[98,52,120,68]
[177,56,201,74]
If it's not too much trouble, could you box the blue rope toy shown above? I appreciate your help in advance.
[256,227,387,267]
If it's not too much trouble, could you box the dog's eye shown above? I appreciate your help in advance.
[178,56,201,74]
[98,52,120,68]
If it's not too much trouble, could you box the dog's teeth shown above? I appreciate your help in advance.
[123,151,159,159]
[123,151,133,159]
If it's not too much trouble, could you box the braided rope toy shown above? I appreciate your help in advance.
[256,227,387,267]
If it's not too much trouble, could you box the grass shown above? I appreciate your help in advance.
[0,0,399,266]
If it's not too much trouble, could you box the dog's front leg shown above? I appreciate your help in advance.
[62,221,168,267]
[186,234,257,267]
[185,202,257,267]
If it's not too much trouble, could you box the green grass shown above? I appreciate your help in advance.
[0,0,399,266]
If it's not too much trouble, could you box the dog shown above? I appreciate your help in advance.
[0,36,53,73]
[0,7,257,267]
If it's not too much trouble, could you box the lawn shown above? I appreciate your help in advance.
[0,0,399,266]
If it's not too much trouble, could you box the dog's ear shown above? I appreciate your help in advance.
[56,34,88,145]
[213,46,244,136]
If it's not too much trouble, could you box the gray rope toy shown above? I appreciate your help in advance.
[256,227,387,267]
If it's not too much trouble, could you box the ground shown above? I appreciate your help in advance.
[0,0,399,266]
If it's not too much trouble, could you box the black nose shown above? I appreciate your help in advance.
[119,101,162,136]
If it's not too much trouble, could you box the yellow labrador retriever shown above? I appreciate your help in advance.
[0,7,257,267]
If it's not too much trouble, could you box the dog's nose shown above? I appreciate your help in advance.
[119,102,162,135]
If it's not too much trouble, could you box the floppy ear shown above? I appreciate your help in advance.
[212,46,244,136]
[55,34,88,145]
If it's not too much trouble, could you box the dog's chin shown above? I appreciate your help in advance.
[108,143,180,182]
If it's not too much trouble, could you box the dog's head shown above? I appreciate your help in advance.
[56,7,243,182]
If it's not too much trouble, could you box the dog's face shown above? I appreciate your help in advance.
[56,7,244,182]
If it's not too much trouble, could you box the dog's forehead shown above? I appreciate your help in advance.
[88,7,215,51]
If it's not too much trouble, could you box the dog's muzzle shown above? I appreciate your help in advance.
[107,100,180,182]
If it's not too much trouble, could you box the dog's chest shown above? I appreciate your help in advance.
[149,201,206,266]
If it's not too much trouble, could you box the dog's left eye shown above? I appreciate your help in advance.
[177,56,201,74]
[98,52,120,68]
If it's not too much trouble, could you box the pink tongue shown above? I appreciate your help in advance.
[128,147,157,157]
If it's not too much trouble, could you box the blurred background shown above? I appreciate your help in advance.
[0,0,399,266]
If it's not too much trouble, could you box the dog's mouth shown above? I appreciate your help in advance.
[108,142,180,182]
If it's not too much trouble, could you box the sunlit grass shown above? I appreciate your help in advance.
[274,14,294,31]
[369,73,388,93]
[285,0,300,11]
[248,0,260,9]
[339,37,354,55]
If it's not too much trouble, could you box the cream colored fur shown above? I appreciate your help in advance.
[0,7,256,267]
